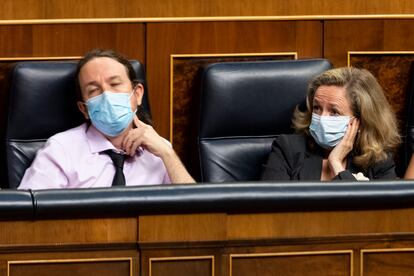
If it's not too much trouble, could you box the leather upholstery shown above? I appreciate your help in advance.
[405,71,414,170]
[199,59,333,183]
[29,181,414,218]
[0,181,412,219]
[0,190,34,219]
[5,61,149,188]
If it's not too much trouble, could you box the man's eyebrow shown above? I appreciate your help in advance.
[108,75,123,81]
[85,80,99,87]
[84,76,123,88]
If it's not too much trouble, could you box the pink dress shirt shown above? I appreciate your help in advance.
[18,123,171,190]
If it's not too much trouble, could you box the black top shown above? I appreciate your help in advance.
[261,134,396,181]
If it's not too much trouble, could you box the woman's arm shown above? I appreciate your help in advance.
[404,154,414,179]
[261,135,302,181]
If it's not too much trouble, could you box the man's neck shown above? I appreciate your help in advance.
[107,124,133,150]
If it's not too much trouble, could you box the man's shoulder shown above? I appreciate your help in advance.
[49,123,88,144]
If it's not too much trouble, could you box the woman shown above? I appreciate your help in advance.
[261,67,400,181]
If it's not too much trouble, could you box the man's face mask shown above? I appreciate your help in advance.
[309,113,351,149]
[86,91,135,137]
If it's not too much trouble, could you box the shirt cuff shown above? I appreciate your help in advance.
[333,170,357,181]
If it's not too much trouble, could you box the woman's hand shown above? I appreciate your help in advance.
[122,115,172,157]
[328,117,360,175]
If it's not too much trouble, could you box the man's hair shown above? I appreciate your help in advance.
[292,67,401,168]
[75,49,151,124]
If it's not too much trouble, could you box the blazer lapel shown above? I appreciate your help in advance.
[300,151,323,180]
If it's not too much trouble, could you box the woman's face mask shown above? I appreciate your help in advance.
[309,113,351,149]
[86,91,135,137]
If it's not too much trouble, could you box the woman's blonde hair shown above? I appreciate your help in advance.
[292,67,401,168]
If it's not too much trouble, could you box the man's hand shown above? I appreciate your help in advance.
[122,115,195,184]
[122,115,172,157]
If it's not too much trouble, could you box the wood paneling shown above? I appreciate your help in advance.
[139,214,226,242]
[227,208,414,240]
[9,259,131,276]
[2,211,414,275]
[362,250,414,275]
[231,252,351,276]
[0,218,138,245]
[146,21,322,140]
[3,0,414,19]
[324,20,414,67]
[349,53,414,140]
[150,257,213,276]
[0,23,145,59]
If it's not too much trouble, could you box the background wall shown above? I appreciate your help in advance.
[1,1,414,180]
[2,0,414,19]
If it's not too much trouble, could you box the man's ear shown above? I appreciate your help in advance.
[77,101,89,120]
[132,83,144,106]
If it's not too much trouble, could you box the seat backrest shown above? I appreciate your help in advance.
[5,60,150,188]
[198,59,333,183]
[404,69,414,172]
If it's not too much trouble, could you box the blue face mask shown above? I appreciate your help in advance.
[309,113,351,149]
[86,91,134,137]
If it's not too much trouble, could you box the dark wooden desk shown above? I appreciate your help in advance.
[1,207,414,276]
[2,182,414,276]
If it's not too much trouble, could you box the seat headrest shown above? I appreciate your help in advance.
[7,62,83,139]
[199,59,333,139]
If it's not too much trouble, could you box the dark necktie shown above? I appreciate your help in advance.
[104,150,126,186]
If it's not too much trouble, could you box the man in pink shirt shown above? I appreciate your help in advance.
[18,49,195,190]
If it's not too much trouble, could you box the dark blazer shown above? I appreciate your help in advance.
[261,134,397,181]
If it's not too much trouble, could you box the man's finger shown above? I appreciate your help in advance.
[133,115,146,127]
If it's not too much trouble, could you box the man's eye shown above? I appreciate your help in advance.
[112,83,121,86]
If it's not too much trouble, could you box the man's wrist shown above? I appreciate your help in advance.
[159,146,175,160]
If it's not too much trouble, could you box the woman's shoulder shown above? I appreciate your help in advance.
[272,134,307,148]
[271,134,308,156]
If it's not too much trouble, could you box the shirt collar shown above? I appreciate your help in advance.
[86,124,117,154]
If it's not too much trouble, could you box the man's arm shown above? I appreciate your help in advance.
[18,139,69,190]
[158,147,195,183]
[123,116,195,184]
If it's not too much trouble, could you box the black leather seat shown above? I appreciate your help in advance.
[405,73,414,173]
[5,60,149,189]
[198,59,333,183]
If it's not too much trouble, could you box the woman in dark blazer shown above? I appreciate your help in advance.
[261,67,400,181]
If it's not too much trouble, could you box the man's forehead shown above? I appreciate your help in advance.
[80,57,129,79]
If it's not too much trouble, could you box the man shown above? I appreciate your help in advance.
[18,49,195,189]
